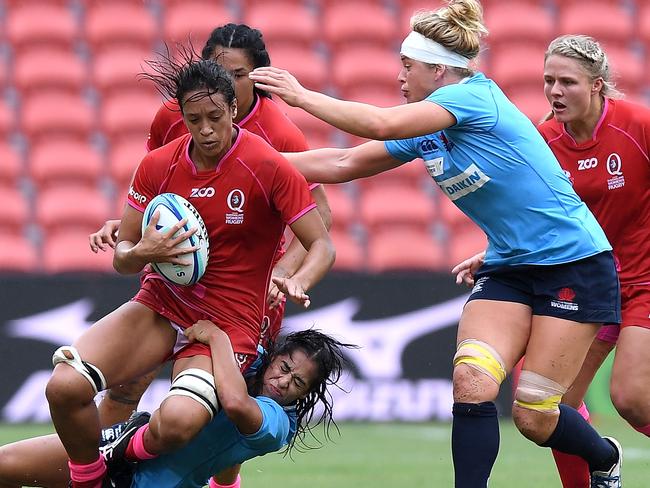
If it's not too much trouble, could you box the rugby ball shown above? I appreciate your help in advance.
[142,193,209,286]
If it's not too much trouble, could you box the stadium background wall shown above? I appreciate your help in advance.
[0,273,612,423]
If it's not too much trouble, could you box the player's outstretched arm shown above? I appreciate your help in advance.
[282,140,404,185]
[249,66,455,140]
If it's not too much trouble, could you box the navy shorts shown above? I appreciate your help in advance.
[467,251,621,324]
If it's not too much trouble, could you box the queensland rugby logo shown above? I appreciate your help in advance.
[606,153,625,190]
[225,189,245,224]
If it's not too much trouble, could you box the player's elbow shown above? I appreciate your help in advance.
[219,392,251,421]
[364,116,399,141]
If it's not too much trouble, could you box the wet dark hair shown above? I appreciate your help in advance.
[139,46,236,112]
[201,23,271,98]
[249,329,356,453]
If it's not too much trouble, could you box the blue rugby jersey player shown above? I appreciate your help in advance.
[132,398,296,488]
[384,72,611,268]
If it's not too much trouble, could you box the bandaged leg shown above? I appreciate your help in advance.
[453,339,507,385]
[452,340,505,488]
[514,370,566,413]
[52,346,107,394]
[165,368,220,419]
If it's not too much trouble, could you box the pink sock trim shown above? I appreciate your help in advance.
[132,424,158,460]
[633,423,650,436]
[68,457,106,482]
[577,401,590,422]
[209,474,241,488]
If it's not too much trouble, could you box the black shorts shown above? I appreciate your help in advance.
[467,251,621,324]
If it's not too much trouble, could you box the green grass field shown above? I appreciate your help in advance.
[1,415,648,487]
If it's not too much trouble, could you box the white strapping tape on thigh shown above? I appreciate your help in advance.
[165,368,220,419]
[52,346,107,394]
[514,370,567,413]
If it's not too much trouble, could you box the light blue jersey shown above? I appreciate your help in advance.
[132,397,296,488]
[384,72,610,267]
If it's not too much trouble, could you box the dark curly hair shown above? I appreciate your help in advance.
[248,329,356,453]
[139,45,235,113]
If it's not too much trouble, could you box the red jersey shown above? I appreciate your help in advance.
[127,130,316,355]
[147,94,309,153]
[539,98,650,284]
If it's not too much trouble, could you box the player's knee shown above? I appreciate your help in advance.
[45,366,94,409]
[512,370,566,443]
[610,381,645,424]
[452,339,505,403]
[154,403,207,449]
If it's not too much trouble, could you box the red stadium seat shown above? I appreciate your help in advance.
[42,231,114,273]
[0,185,29,236]
[322,184,356,232]
[5,5,78,52]
[266,44,328,91]
[558,3,633,47]
[324,1,397,49]
[367,228,446,272]
[163,2,235,46]
[0,100,14,136]
[639,4,650,45]
[0,234,38,272]
[13,48,86,95]
[109,137,147,190]
[330,229,365,271]
[0,143,22,185]
[85,3,157,52]
[29,139,103,189]
[398,0,446,37]
[602,45,645,93]
[100,90,161,142]
[244,2,319,46]
[92,46,153,96]
[507,87,551,124]
[274,98,338,148]
[20,91,95,142]
[446,224,487,269]
[487,43,547,93]
[360,184,435,233]
[484,2,554,47]
[35,185,111,236]
[331,46,402,94]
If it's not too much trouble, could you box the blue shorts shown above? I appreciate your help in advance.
[467,251,621,324]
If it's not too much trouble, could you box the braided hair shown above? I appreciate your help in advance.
[545,35,622,99]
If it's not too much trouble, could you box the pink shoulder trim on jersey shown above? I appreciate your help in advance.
[183,128,244,175]
[287,203,317,225]
[608,124,650,163]
[235,157,270,205]
[251,121,272,144]
[128,200,146,213]
[238,94,262,127]
[162,118,185,147]
[308,182,321,190]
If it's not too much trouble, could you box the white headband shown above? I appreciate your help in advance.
[400,31,471,69]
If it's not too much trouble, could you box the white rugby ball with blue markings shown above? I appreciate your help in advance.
[142,193,209,286]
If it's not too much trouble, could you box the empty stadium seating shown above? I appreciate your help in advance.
[1,1,648,274]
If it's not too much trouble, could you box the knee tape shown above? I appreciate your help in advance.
[165,368,220,419]
[514,370,567,413]
[52,346,107,394]
[453,339,506,385]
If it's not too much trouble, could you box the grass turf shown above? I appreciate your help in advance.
[1,415,647,487]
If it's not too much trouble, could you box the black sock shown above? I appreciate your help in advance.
[541,404,618,472]
[452,402,499,488]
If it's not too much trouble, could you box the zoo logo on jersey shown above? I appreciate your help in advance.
[606,153,625,190]
[225,189,245,224]
[438,164,490,201]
